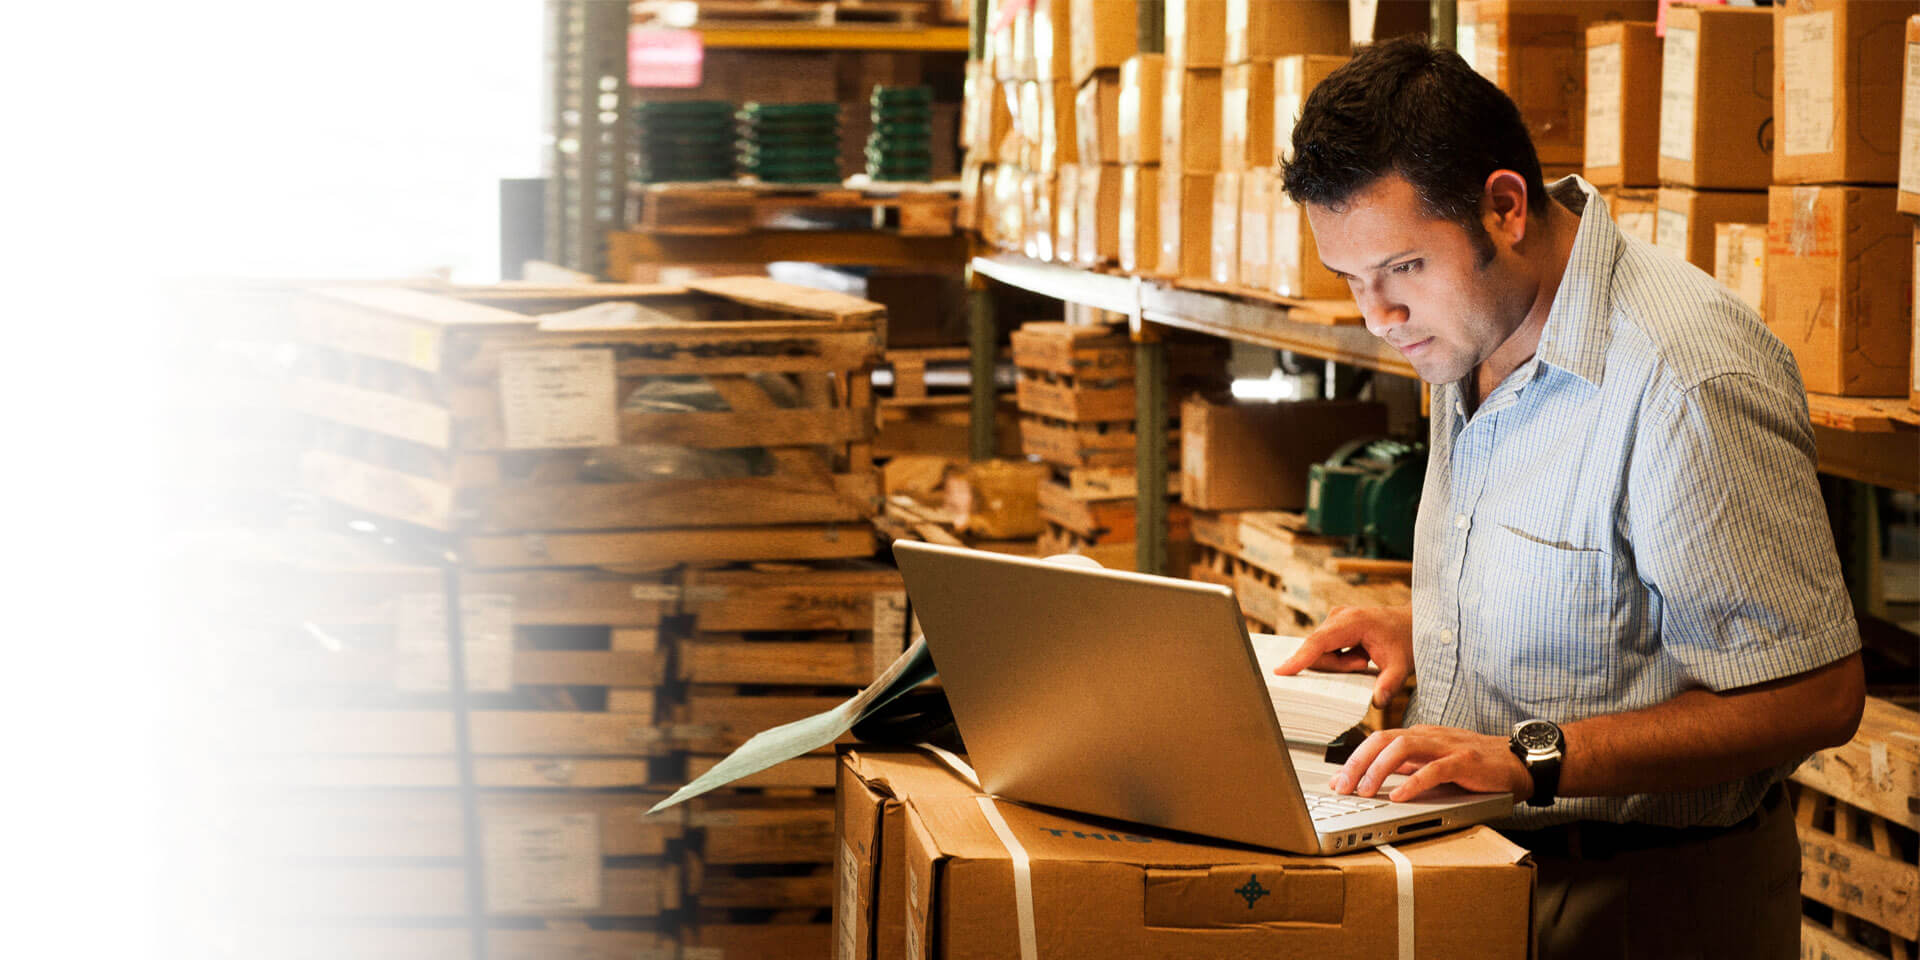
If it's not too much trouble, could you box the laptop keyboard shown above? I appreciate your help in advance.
[1303,790,1391,821]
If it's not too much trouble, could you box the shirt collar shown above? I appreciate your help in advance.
[1531,176,1620,388]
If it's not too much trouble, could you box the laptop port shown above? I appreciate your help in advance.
[1397,818,1444,834]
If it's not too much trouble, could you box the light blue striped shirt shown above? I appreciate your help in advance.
[1407,176,1860,830]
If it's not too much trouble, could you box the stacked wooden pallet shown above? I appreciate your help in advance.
[673,562,912,958]
[212,529,683,958]
[286,277,886,570]
[873,345,1019,461]
[1012,321,1222,570]
[1791,697,1919,960]
[1188,509,1410,631]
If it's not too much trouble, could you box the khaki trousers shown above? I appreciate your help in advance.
[1511,784,1800,960]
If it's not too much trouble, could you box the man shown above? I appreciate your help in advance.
[1270,37,1864,958]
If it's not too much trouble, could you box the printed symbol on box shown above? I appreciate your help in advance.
[1234,874,1270,909]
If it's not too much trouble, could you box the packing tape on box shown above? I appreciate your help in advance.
[919,742,982,788]
[977,796,1042,960]
[1377,843,1415,960]
[1790,186,1819,257]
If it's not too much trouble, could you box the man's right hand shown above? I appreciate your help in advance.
[1272,604,1414,710]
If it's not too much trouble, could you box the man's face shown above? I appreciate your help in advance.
[1305,174,1531,386]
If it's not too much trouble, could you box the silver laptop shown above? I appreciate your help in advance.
[891,540,1512,855]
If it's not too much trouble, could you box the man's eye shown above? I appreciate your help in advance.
[1391,260,1421,275]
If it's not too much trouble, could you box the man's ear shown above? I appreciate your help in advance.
[1481,169,1530,248]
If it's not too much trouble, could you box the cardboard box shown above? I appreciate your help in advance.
[1078,163,1123,266]
[1275,54,1349,166]
[1610,186,1659,245]
[1238,169,1275,291]
[1657,4,1773,190]
[1456,0,1659,169]
[1024,170,1057,262]
[1071,0,1140,86]
[1161,67,1223,171]
[1713,221,1767,314]
[1763,185,1914,397]
[1904,16,1920,215]
[1120,164,1160,273]
[1033,0,1074,82]
[1011,80,1042,167]
[1208,171,1242,286]
[992,0,1019,80]
[1271,189,1347,299]
[1653,187,1767,274]
[1583,21,1661,188]
[1074,70,1120,165]
[1011,0,1038,80]
[1159,169,1217,280]
[835,748,1536,960]
[1166,0,1227,68]
[1041,80,1079,173]
[1227,0,1350,64]
[987,166,1025,250]
[1119,54,1164,164]
[1182,396,1389,510]
[1055,164,1082,264]
[1220,61,1275,173]
[1773,0,1908,186]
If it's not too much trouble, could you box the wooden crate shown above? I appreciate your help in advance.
[1224,512,1411,626]
[1793,698,1920,960]
[1019,415,1178,469]
[287,277,885,568]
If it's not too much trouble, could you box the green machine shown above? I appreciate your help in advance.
[1305,438,1428,560]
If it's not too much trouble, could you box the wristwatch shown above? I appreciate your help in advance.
[1509,719,1564,807]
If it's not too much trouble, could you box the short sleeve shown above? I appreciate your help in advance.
[1628,371,1859,691]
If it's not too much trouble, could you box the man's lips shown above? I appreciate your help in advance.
[1395,337,1434,355]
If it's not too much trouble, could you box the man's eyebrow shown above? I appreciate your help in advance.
[1371,249,1417,269]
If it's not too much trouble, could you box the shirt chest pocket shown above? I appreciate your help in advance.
[1470,525,1620,713]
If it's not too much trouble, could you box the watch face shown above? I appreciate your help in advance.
[1515,721,1560,752]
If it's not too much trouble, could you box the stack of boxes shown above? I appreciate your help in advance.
[1118,52,1162,272]
[1760,1,1913,400]
[1584,20,1662,246]
[1269,53,1352,300]
[1156,0,1224,281]
[1653,4,1770,277]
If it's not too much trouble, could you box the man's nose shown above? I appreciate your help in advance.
[1355,286,1409,338]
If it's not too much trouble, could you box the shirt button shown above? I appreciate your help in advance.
[1453,513,1469,529]
[1438,628,1456,644]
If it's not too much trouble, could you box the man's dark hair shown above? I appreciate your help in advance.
[1280,35,1546,264]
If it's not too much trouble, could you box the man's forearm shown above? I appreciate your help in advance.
[1558,652,1865,797]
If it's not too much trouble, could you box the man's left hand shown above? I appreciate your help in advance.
[1329,725,1533,803]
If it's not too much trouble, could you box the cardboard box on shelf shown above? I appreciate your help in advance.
[1763,185,1913,397]
[1271,189,1347,300]
[1238,170,1275,291]
[1055,164,1082,264]
[1012,80,1042,167]
[1182,397,1389,510]
[1075,70,1120,166]
[1024,170,1058,262]
[1657,4,1773,191]
[1227,0,1349,64]
[1772,0,1908,187]
[1159,169,1217,281]
[1208,171,1242,286]
[1039,80,1079,173]
[1904,16,1920,215]
[1713,222,1767,315]
[1653,187,1767,275]
[1119,54,1164,164]
[1077,163,1124,266]
[1011,0,1038,80]
[1220,61,1275,173]
[1456,0,1659,169]
[1583,21,1661,188]
[1161,66,1223,171]
[836,748,1536,960]
[1166,0,1228,69]
[1071,0,1140,86]
[1609,186,1659,245]
[1274,54,1348,166]
[1120,164,1161,273]
[1033,0,1074,82]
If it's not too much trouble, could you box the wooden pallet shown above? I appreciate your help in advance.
[1038,479,1188,543]
[1792,698,1920,960]
[1019,414,1179,469]
[1805,394,1920,433]
[287,278,885,566]
[881,346,973,401]
[1016,367,1136,422]
[637,183,957,237]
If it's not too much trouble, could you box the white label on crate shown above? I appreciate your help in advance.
[1274,92,1305,163]
[498,347,619,450]
[872,590,911,679]
[1714,225,1766,313]
[1782,12,1836,157]
[1659,27,1698,163]
[1902,44,1920,196]
[482,811,602,913]
[1585,42,1623,170]
[1655,208,1690,260]
[394,593,515,693]
[1273,199,1303,297]
[1618,210,1657,245]
[836,839,862,960]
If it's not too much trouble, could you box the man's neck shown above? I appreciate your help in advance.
[1470,197,1583,407]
